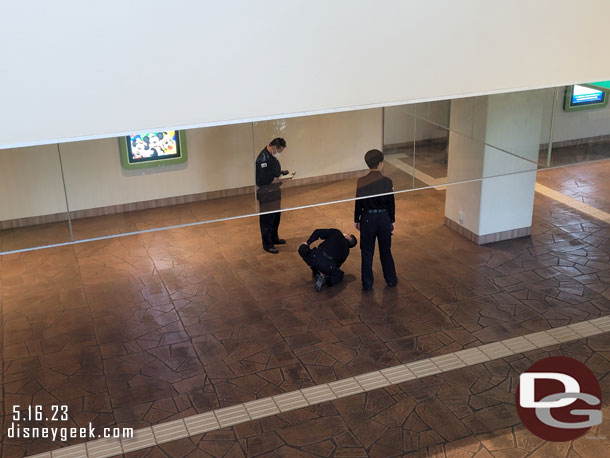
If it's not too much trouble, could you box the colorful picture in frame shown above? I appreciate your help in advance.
[119,130,187,169]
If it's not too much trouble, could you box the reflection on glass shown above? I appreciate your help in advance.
[415,100,451,130]
[7,85,608,254]
[0,144,72,253]
[484,89,552,165]
[383,104,415,191]
[545,85,610,168]
[60,123,257,241]
[384,106,540,193]
[412,118,449,189]
[403,90,554,169]
[446,130,538,188]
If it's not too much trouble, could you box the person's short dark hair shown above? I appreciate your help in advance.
[269,138,286,148]
[364,149,384,169]
[349,234,357,248]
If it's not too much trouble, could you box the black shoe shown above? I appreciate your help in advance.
[362,284,373,291]
[315,273,327,292]
[274,239,287,245]
[387,280,398,288]
[264,246,279,254]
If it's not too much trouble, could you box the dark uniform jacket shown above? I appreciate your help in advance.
[354,171,395,223]
[307,229,351,267]
[255,147,282,203]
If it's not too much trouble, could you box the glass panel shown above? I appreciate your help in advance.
[252,109,386,210]
[414,99,451,130]
[385,108,540,194]
[412,117,449,189]
[486,89,553,169]
[249,100,544,221]
[383,105,415,191]
[0,85,565,255]
[546,84,610,168]
[60,124,258,241]
[445,128,538,186]
[0,144,72,253]
[403,89,554,169]
[459,89,553,167]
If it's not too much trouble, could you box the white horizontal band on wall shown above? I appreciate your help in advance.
[1,0,610,149]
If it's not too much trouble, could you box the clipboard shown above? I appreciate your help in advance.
[280,171,296,180]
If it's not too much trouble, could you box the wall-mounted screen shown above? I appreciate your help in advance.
[564,85,608,112]
[119,130,187,169]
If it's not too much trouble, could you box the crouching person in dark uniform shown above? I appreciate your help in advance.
[355,149,398,290]
[298,229,357,292]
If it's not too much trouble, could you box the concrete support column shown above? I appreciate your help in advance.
[444,92,545,244]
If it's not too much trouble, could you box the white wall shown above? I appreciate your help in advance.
[2,1,610,149]
[253,109,381,179]
[0,146,67,220]
[383,102,449,146]
[1,109,381,220]
[59,124,254,212]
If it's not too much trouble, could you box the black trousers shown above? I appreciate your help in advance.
[298,245,344,286]
[360,211,397,288]
[259,198,281,248]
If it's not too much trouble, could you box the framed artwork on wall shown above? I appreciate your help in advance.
[119,130,187,169]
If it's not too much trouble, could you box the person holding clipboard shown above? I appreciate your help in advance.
[255,138,293,253]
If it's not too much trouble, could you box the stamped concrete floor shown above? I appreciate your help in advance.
[121,337,610,458]
[1,160,610,456]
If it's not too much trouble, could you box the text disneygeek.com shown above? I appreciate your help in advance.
[8,405,134,442]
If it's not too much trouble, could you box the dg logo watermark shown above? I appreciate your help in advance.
[516,356,603,441]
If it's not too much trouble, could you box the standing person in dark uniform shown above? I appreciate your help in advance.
[354,149,398,290]
[298,228,357,292]
[256,138,289,253]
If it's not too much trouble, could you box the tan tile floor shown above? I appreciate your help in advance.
[1,159,610,456]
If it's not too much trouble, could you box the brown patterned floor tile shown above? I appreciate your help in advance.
[276,416,349,447]
[2,161,610,456]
